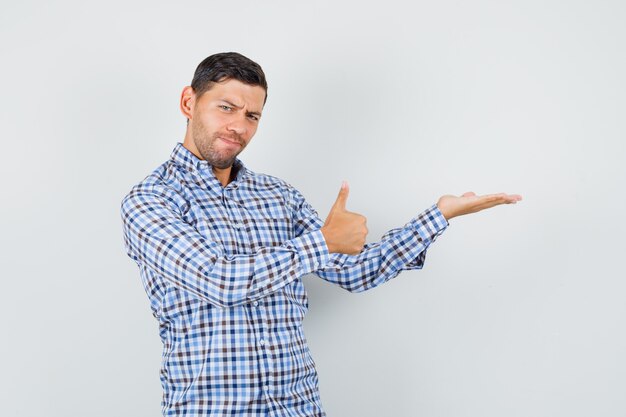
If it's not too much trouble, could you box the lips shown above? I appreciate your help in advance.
[218,136,242,147]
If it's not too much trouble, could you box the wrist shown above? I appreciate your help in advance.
[436,199,455,221]
[320,226,336,253]
[292,230,331,272]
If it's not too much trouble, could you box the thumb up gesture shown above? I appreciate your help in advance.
[321,182,368,255]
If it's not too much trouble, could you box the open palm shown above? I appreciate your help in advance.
[437,192,523,221]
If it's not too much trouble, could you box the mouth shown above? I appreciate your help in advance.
[218,136,242,147]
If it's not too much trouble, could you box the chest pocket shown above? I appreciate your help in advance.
[240,195,293,249]
[184,199,234,250]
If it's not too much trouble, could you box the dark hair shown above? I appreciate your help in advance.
[190,52,268,103]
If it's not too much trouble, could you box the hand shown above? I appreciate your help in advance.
[321,182,368,255]
[437,192,523,221]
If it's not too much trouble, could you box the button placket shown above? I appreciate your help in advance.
[222,187,245,236]
[253,300,272,398]
[256,302,269,348]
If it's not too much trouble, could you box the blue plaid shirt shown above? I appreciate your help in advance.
[120,143,448,416]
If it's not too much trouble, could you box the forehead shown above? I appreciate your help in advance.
[199,78,266,109]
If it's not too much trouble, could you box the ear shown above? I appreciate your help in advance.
[179,86,195,120]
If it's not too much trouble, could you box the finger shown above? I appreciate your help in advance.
[475,193,522,209]
[331,181,350,211]
[492,193,522,203]
[487,194,514,205]
[462,191,476,198]
[502,194,522,204]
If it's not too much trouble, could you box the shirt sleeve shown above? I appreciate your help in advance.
[290,188,449,293]
[120,184,330,308]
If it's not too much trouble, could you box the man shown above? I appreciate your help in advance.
[120,52,521,416]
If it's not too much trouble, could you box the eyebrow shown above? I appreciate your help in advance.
[220,99,262,118]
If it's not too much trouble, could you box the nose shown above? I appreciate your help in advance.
[226,115,247,137]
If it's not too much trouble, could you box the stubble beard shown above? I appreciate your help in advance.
[192,122,245,169]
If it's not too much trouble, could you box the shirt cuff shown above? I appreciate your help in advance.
[409,203,449,245]
[290,229,331,274]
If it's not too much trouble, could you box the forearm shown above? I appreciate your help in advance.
[316,204,448,292]
[122,188,330,308]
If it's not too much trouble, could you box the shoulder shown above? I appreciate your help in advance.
[121,160,189,216]
[241,168,305,200]
[243,168,291,190]
[242,168,319,218]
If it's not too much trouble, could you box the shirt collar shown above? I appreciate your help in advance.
[169,142,248,182]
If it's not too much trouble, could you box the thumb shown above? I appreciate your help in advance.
[331,181,350,211]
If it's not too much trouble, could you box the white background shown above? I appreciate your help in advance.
[2,1,625,416]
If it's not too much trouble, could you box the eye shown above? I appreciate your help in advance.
[247,114,259,121]
[219,105,232,111]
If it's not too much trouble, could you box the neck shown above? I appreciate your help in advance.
[213,166,232,187]
[182,134,235,187]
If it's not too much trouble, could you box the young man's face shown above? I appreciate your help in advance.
[189,78,266,169]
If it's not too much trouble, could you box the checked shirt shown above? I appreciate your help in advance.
[120,143,448,416]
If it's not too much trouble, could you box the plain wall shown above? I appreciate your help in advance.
[1,1,625,416]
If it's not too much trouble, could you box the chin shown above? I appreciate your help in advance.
[209,154,238,169]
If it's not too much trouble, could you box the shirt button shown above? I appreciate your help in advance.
[259,339,265,346]
[252,301,259,307]
[232,221,241,229]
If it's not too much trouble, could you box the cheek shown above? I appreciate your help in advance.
[244,124,259,141]
[195,110,224,132]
